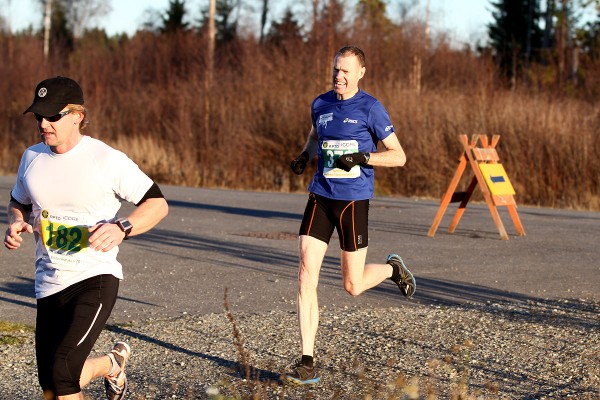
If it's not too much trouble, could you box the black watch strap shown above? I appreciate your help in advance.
[116,218,133,240]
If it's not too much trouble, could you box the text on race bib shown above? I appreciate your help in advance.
[41,219,89,253]
[322,140,360,179]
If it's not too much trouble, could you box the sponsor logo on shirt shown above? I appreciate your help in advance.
[319,113,333,128]
[343,118,358,124]
[322,141,357,149]
[385,125,394,132]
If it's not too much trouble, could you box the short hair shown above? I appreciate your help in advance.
[66,104,89,131]
[335,46,366,67]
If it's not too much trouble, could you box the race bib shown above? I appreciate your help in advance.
[39,210,90,265]
[322,140,360,179]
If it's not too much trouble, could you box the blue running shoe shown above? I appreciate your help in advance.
[285,360,320,385]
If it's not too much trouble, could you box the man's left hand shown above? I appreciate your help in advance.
[88,223,125,252]
[335,152,368,172]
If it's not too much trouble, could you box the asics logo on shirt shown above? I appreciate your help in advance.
[343,118,358,124]
[385,125,394,132]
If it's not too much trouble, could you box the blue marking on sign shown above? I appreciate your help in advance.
[490,175,506,183]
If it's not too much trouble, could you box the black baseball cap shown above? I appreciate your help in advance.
[23,76,84,117]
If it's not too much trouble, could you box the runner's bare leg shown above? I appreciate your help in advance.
[341,249,393,296]
[297,235,328,357]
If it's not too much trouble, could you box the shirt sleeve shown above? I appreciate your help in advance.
[109,150,154,205]
[367,101,395,141]
[11,152,34,205]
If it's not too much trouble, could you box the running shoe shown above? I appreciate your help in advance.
[104,341,131,400]
[387,254,416,298]
[285,360,321,385]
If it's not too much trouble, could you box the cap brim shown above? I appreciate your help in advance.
[23,102,68,116]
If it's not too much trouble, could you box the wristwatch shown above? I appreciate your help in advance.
[115,218,133,240]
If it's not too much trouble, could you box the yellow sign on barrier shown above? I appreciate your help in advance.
[428,134,525,240]
[479,163,516,196]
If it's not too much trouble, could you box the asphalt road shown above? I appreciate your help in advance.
[0,175,598,326]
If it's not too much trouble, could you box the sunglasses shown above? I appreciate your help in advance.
[34,110,72,122]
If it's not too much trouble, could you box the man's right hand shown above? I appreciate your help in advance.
[3,221,33,250]
[290,151,310,175]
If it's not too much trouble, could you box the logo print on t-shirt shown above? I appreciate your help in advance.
[319,113,333,128]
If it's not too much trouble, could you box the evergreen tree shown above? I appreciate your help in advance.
[589,13,600,57]
[197,0,239,43]
[215,0,239,43]
[161,0,189,34]
[488,0,544,83]
[265,8,303,49]
[50,0,75,54]
[355,0,391,32]
[578,8,599,59]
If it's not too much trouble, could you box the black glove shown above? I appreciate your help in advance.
[290,151,310,175]
[335,152,369,172]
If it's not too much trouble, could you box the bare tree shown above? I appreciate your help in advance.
[202,0,216,183]
[61,0,111,38]
[43,0,52,58]
[0,0,9,33]
[1,0,14,64]
[259,0,269,43]
[140,7,164,32]
[38,0,110,58]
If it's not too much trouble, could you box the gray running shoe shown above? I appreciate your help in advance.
[104,341,131,400]
[285,360,320,385]
[387,254,416,298]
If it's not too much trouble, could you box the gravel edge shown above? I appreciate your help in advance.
[1,297,599,399]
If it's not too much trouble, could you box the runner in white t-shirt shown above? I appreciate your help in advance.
[3,76,169,400]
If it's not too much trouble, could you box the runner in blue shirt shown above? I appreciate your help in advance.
[286,46,416,385]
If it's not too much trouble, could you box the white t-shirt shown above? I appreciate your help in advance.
[11,136,154,299]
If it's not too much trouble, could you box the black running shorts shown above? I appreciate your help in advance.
[36,274,119,396]
[299,192,369,251]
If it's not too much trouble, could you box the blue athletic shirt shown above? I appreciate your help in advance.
[307,90,395,201]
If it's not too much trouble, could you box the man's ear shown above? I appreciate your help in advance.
[359,67,366,79]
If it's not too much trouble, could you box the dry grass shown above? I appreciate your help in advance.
[1,28,598,210]
[100,86,599,211]
[379,86,600,209]
[218,290,499,400]
[0,321,34,346]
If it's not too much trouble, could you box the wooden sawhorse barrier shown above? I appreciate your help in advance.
[428,134,525,240]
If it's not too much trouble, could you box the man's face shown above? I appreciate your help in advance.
[37,108,80,154]
[332,54,365,100]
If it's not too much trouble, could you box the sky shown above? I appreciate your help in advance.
[5,0,494,46]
